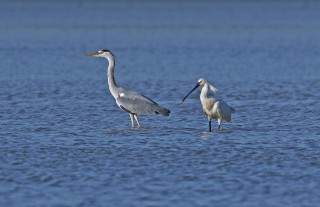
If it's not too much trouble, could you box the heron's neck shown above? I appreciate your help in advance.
[106,55,119,99]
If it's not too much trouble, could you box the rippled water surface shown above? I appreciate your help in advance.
[1,1,320,206]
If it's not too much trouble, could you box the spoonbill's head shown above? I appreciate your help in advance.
[197,78,218,92]
[180,78,218,103]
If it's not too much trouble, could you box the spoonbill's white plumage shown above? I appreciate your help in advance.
[180,78,235,132]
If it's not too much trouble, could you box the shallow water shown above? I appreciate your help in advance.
[1,1,320,206]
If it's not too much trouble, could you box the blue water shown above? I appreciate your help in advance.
[1,1,320,206]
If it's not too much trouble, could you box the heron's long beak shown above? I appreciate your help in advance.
[179,83,200,104]
[85,52,99,57]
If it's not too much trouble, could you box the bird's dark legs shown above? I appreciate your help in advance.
[208,120,212,132]
[218,124,221,130]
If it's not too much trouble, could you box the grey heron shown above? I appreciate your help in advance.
[180,78,235,132]
[85,49,170,128]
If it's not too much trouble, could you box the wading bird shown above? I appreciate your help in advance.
[85,49,170,128]
[180,78,235,132]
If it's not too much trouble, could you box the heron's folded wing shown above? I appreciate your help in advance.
[118,88,157,103]
[116,90,170,116]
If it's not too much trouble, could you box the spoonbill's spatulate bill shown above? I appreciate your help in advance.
[85,49,170,128]
[180,78,235,132]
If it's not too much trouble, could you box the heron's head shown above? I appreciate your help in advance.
[85,49,114,58]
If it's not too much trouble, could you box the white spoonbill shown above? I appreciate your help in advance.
[180,78,235,132]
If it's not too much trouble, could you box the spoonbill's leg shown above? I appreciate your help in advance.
[218,119,221,130]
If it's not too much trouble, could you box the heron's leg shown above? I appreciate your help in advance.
[208,119,212,132]
[133,114,141,128]
[129,113,135,128]
[218,119,221,130]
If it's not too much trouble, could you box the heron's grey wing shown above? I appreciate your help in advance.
[116,89,170,116]
[216,101,232,122]
[118,88,158,104]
